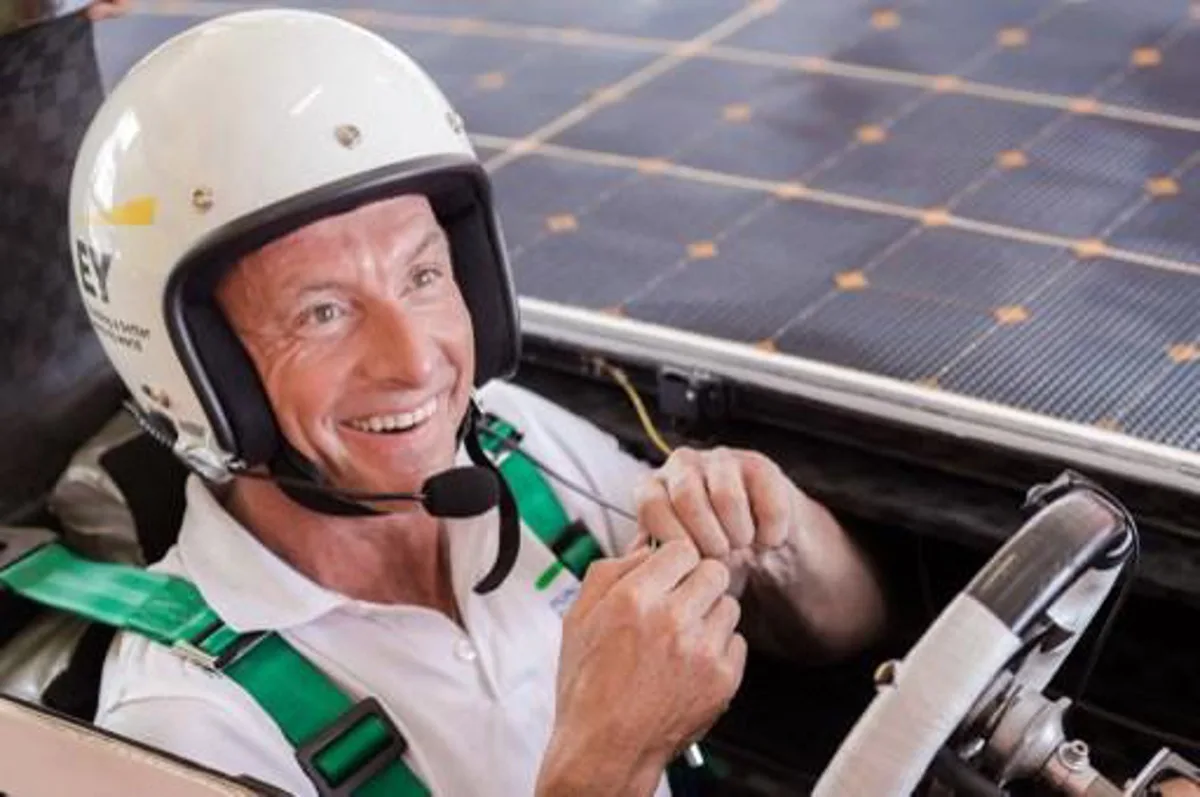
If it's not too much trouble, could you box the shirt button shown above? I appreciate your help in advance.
[454,639,478,662]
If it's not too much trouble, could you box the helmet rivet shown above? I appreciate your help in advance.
[191,187,214,212]
[141,384,171,409]
[873,659,899,688]
[335,124,362,148]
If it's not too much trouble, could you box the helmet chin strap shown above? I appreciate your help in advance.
[267,441,382,518]
[261,397,520,594]
[461,399,521,594]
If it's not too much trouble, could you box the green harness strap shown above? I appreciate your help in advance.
[0,413,605,797]
[476,413,605,588]
[0,539,425,796]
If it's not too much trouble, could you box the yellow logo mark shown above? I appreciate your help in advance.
[91,196,157,226]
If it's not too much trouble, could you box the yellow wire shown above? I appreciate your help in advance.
[596,359,674,458]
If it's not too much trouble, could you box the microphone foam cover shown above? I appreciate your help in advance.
[422,466,500,518]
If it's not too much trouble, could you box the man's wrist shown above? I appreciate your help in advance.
[537,726,663,797]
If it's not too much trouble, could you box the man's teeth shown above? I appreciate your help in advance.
[349,398,437,433]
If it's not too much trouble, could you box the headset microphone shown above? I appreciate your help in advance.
[235,465,501,519]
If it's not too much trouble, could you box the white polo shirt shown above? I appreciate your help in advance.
[93,380,673,797]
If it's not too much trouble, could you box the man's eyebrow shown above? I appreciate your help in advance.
[288,280,347,299]
[403,228,451,265]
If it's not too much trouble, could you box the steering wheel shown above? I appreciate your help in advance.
[811,471,1135,796]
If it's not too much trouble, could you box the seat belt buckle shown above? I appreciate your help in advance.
[0,526,57,573]
[296,697,409,797]
[172,622,269,674]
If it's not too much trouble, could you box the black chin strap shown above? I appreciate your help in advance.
[268,441,382,517]
[462,400,521,594]
[258,400,520,593]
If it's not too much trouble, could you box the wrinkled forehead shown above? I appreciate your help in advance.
[257,193,440,263]
[225,194,444,288]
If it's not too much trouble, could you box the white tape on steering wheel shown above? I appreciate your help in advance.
[812,593,1022,796]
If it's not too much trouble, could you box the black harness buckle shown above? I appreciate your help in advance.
[295,697,409,796]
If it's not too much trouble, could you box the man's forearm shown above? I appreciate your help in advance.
[536,726,664,797]
[742,491,887,662]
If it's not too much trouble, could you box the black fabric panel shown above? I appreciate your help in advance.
[40,621,116,721]
[98,432,189,565]
[0,15,126,519]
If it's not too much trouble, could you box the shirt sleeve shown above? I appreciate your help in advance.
[97,696,317,797]
[474,380,655,557]
[94,632,317,797]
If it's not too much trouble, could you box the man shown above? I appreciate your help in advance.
[0,0,129,35]
[69,9,885,796]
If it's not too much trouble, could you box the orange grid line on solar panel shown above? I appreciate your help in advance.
[135,1,1200,137]
[469,134,1200,282]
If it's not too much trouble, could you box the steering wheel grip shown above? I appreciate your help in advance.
[812,472,1132,797]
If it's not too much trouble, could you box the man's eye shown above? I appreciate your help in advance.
[306,302,347,325]
[413,266,445,290]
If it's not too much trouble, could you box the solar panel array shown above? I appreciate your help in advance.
[103,0,1200,456]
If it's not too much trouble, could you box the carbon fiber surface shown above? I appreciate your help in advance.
[93,0,1200,475]
[0,14,124,519]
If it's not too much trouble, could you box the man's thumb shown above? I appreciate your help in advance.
[571,546,653,618]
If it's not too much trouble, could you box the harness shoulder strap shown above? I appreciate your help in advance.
[477,412,723,792]
[476,412,605,586]
[0,528,427,797]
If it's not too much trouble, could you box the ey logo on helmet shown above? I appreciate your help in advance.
[75,239,114,303]
[75,196,158,354]
[77,195,157,303]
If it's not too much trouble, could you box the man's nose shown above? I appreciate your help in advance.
[358,303,436,385]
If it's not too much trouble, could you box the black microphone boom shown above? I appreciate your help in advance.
[235,465,501,519]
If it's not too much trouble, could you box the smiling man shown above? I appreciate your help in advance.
[68,10,886,797]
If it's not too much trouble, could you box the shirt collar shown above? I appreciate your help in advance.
[174,475,351,632]
[173,447,500,633]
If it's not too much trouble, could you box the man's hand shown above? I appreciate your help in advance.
[634,447,792,561]
[86,0,132,21]
[537,540,746,797]
[1156,777,1200,797]
[634,446,887,663]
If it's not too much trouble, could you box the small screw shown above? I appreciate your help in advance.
[446,110,465,134]
[335,124,362,149]
[1058,740,1090,771]
[140,384,171,409]
[874,660,899,688]
[191,187,214,212]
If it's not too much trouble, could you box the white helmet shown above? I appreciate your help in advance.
[68,9,519,482]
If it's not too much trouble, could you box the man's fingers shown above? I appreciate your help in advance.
[741,453,792,548]
[571,546,653,619]
[722,632,749,696]
[635,477,689,544]
[624,526,651,555]
[703,450,755,550]
[624,538,702,596]
[86,0,131,20]
[661,456,729,559]
[671,559,730,622]
[703,594,742,641]
[1156,779,1200,797]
